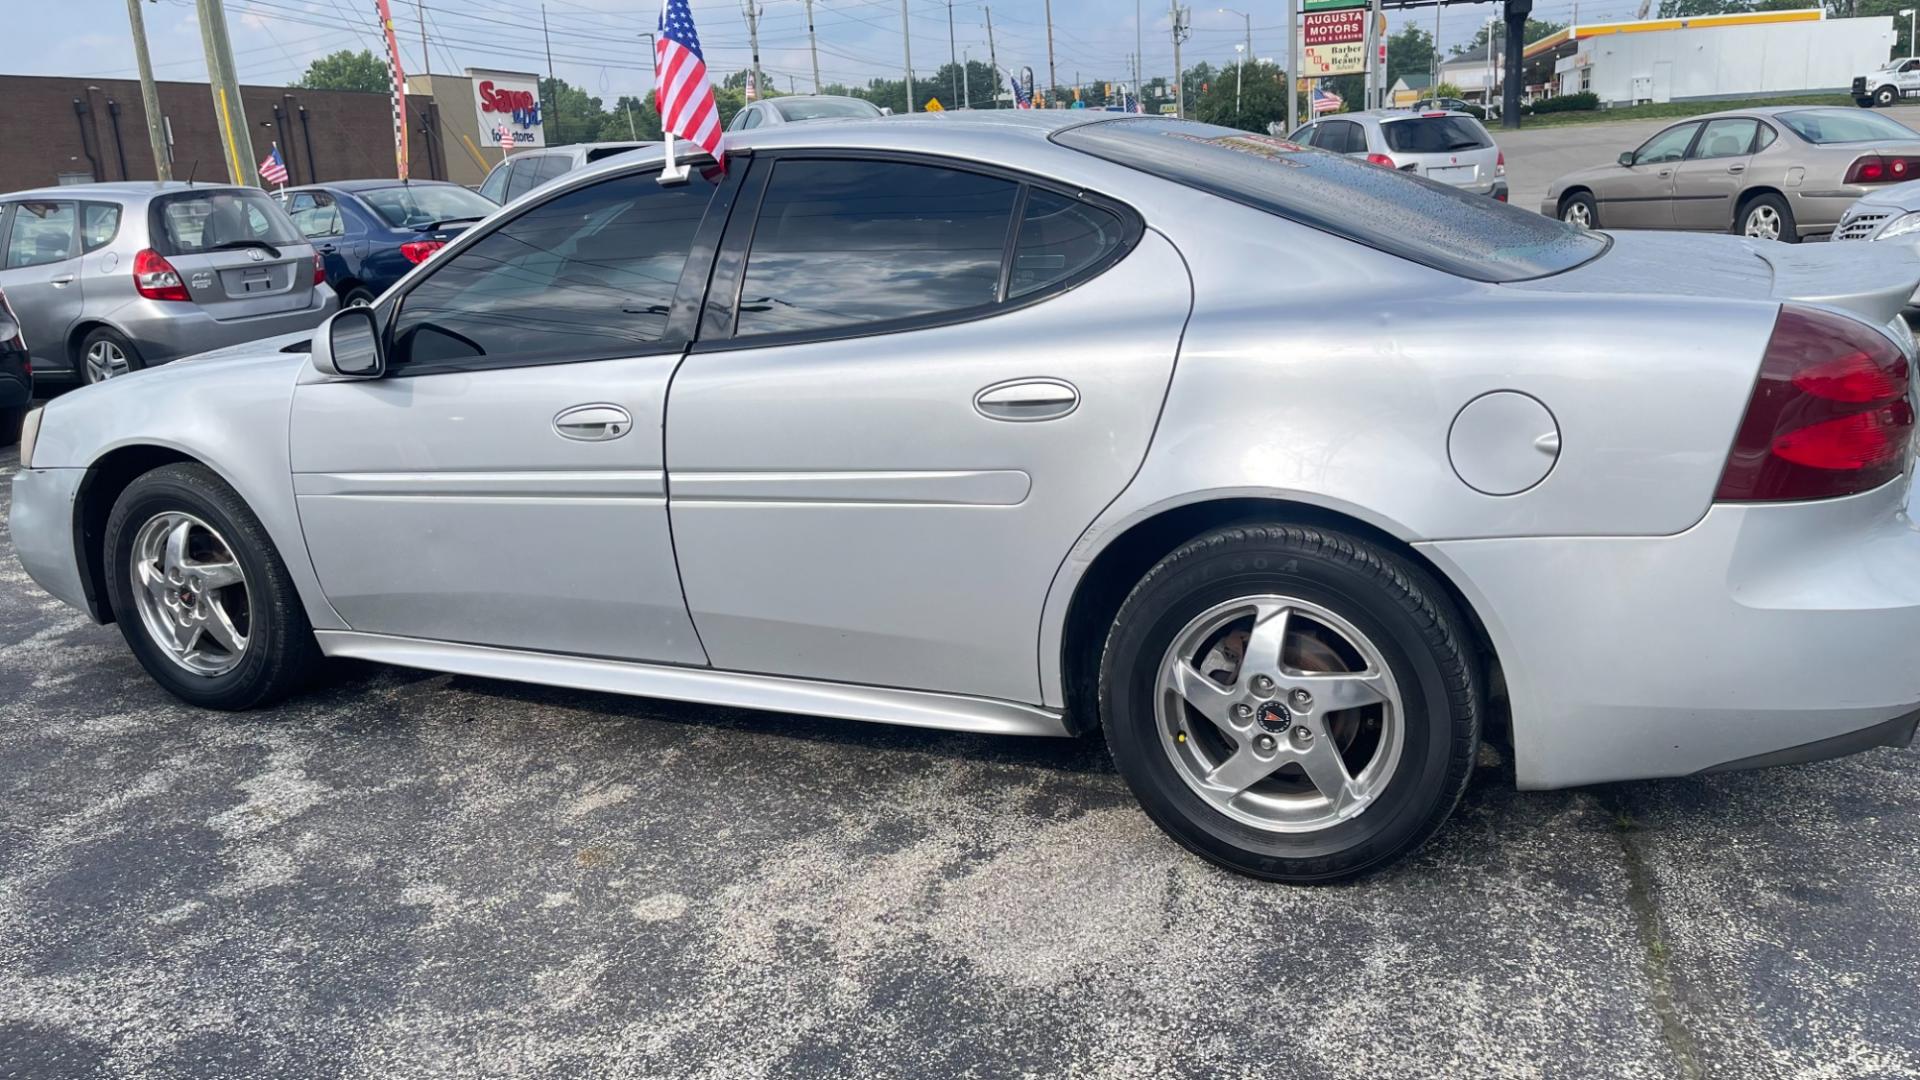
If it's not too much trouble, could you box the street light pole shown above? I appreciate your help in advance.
[1234,42,1245,115]
[1287,0,1298,131]
[806,0,821,92]
[902,0,915,112]
[1220,8,1250,118]
[1905,8,1917,55]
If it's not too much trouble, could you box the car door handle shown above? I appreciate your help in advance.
[50,274,74,286]
[1726,164,1745,174]
[974,378,1079,422]
[553,403,632,441]
[317,243,338,253]
[1657,169,1672,178]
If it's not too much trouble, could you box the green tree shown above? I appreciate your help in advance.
[597,94,662,141]
[1194,60,1295,132]
[1387,26,1437,86]
[538,77,609,146]
[1453,17,1566,57]
[296,49,388,94]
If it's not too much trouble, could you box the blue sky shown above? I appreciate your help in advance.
[20,0,1649,102]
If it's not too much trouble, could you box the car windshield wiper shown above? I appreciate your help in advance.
[208,239,282,259]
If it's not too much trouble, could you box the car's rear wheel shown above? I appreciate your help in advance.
[1100,524,1481,883]
[1738,193,1798,243]
[104,463,320,709]
[1876,84,1899,107]
[342,286,377,308]
[79,327,141,384]
[1559,191,1598,230]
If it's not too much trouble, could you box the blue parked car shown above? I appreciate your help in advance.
[272,180,499,307]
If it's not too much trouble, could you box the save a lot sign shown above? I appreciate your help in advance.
[1300,7,1366,76]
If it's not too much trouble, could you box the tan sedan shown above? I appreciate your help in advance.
[1540,106,1920,242]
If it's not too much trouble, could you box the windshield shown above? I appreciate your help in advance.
[774,98,883,122]
[1382,116,1491,153]
[1779,109,1920,144]
[359,184,498,228]
[1053,117,1607,283]
[150,189,301,256]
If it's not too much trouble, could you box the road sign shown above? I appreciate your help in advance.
[1159,102,1179,115]
[1299,9,1366,77]
[925,97,945,112]
[1302,0,1367,10]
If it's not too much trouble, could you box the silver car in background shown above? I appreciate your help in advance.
[12,114,1920,883]
[477,142,657,205]
[0,182,334,383]
[1289,110,1508,200]
[727,94,886,132]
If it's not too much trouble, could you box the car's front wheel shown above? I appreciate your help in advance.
[1559,191,1598,230]
[1876,84,1900,107]
[103,463,320,709]
[1100,524,1481,883]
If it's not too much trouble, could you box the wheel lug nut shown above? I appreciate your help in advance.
[1254,733,1277,753]
[1290,688,1312,709]
[1251,675,1274,695]
[1292,725,1313,744]
[1231,703,1253,720]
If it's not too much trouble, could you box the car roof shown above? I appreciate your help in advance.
[0,179,255,203]
[288,178,466,194]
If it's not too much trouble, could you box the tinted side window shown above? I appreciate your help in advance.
[5,201,76,268]
[81,202,121,251]
[390,169,718,370]
[734,159,1018,337]
[1009,189,1125,299]
[479,161,510,203]
[532,154,573,185]
[503,158,544,201]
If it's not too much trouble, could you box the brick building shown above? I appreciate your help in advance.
[0,73,455,193]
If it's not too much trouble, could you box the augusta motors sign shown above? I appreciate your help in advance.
[1299,10,1366,76]
[469,69,546,148]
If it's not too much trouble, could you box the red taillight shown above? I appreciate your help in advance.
[1422,111,1447,117]
[133,248,189,302]
[1496,149,1506,177]
[1845,155,1920,183]
[1715,304,1916,502]
[400,240,444,264]
[312,251,326,286]
[1364,153,1394,168]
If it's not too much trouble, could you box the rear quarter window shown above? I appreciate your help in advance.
[1054,117,1607,283]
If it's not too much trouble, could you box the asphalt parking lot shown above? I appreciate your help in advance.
[3,443,1920,1079]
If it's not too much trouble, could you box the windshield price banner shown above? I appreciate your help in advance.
[1300,9,1366,76]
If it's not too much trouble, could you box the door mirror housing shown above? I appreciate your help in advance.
[1619,151,1636,167]
[310,305,386,379]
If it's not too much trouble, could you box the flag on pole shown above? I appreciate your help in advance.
[258,144,289,186]
[1010,73,1032,109]
[1311,83,1344,114]
[656,0,724,167]
[1124,88,1142,114]
[499,125,515,152]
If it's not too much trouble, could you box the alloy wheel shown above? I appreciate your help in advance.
[85,339,130,383]
[1563,202,1592,229]
[1155,595,1404,834]
[1744,205,1782,241]
[128,511,251,677]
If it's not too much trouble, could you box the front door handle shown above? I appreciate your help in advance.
[553,403,632,441]
[1727,164,1746,174]
[317,243,338,253]
[50,274,74,286]
[1657,169,1672,178]
[974,378,1079,422]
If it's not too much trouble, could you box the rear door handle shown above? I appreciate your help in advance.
[1726,164,1746,174]
[50,274,74,286]
[317,243,338,253]
[553,403,632,441]
[974,378,1079,422]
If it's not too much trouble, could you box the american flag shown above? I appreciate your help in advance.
[1010,72,1031,109]
[499,125,515,151]
[656,0,723,165]
[1311,84,1343,114]
[1124,89,1142,114]
[258,145,289,186]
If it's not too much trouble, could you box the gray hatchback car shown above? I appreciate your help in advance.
[0,181,335,384]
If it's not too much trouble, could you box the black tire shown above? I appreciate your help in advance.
[1099,525,1481,883]
[1736,191,1798,243]
[77,326,143,384]
[1876,84,1899,108]
[103,463,320,709]
[1856,97,1876,109]
[1559,190,1599,230]
[0,406,23,448]
[341,286,377,308]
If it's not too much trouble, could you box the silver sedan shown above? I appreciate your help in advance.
[12,113,1920,882]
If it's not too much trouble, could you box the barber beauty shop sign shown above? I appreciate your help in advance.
[470,68,546,148]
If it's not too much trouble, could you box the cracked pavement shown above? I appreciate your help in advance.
[2,445,1917,1079]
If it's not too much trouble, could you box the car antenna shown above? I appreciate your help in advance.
[185,159,199,187]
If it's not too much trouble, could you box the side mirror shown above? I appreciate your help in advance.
[310,306,385,379]
[1618,151,1636,167]
[879,106,895,116]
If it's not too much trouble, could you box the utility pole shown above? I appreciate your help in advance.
[1137,0,1143,113]
[805,0,821,92]
[948,1,960,106]
[1433,0,1441,87]
[963,48,972,108]
[193,0,255,185]
[1287,0,1298,131]
[986,6,1000,107]
[541,3,559,144]
[1045,0,1058,105]
[743,1,764,102]
[126,0,170,180]
[1170,2,1190,119]
[901,0,915,112]
[417,0,431,87]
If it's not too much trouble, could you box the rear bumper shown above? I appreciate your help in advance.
[1421,476,1920,789]
[8,466,93,617]
[114,286,337,367]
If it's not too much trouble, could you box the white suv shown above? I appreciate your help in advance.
[1289,110,1508,201]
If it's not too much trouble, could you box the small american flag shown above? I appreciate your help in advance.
[1311,84,1343,114]
[1010,73,1032,109]
[656,0,723,165]
[1124,89,1142,115]
[499,125,515,151]
[258,144,289,186]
